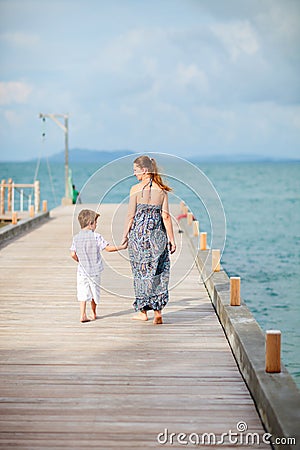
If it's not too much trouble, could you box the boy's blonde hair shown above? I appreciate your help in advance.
[78,209,100,229]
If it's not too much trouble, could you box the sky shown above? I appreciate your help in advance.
[0,0,300,161]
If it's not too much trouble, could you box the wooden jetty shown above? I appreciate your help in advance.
[0,204,272,449]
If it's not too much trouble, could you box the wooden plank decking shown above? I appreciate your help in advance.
[0,204,271,449]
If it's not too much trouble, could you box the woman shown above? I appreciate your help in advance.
[122,155,176,324]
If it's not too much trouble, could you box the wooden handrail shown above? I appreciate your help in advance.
[0,179,41,215]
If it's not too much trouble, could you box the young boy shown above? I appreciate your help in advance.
[70,209,127,323]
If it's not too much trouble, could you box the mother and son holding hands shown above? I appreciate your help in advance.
[70,155,177,324]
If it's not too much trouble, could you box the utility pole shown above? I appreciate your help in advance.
[39,113,72,205]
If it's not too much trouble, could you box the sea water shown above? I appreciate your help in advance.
[1,159,299,387]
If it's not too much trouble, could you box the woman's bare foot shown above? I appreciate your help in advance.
[153,311,163,325]
[153,316,163,325]
[132,311,148,321]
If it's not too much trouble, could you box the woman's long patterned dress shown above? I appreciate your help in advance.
[128,203,170,311]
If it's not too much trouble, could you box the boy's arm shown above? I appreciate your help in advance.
[71,251,79,262]
[104,242,127,252]
[96,233,127,253]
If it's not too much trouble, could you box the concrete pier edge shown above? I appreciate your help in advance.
[181,219,300,450]
[0,211,50,248]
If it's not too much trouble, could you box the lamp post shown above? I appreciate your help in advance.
[39,113,72,205]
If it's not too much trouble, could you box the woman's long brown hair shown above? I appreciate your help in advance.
[134,155,172,192]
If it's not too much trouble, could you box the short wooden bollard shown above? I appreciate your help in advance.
[193,220,199,236]
[212,249,220,272]
[29,205,35,218]
[200,232,207,250]
[34,180,40,213]
[266,330,281,373]
[187,212,193,225]
[42,200,48,212]
[230,277,240,306]
[12,212,18,225]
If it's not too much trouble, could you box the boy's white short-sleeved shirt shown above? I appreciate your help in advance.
[70,230,108,277]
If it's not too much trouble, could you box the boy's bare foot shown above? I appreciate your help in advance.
[80,315,90,323]
[132,311,148,321]
[91,300,97,320]
[80,318,90,323]
[90,313,97,321]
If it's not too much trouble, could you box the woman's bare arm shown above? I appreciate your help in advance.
[161,193,176,254]
[122,186,137,243]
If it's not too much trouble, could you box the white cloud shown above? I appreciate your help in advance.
[0,1,299,159]
[176,63,208,92]
[0,81,32,105]
[92,29,153,73]
[211,21,259,61]
[0,32,40,47]
[119,104,138,117]
[291,111,300,130]
[3,110,22,126]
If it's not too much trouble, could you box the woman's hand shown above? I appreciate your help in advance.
[168,242,176,254]
[121,236,128,246]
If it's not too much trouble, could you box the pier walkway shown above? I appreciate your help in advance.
[0,204,270,449]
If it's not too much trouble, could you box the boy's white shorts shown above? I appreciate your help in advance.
[77,273,101,304]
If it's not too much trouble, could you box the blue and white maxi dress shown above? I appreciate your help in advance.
[128,203,170,312]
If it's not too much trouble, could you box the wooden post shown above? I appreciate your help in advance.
[0,179,5,215]
[180,201,185,213]
[7,178,12,212]
[184,205,189,215]
[42,200,48,212]
[193,220,199,236]
[20,189,24,212]
[64,115,69,200]
[12,182,15,212]
[187,212,193,225]
[230,277,240,306]
[34,180,40,213]
[200,232,207,250]
[212,249,220,272]
[12,212,18,225]
[29,205,35,218]
[266,330,281,373]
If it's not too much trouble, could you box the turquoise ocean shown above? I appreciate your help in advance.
[1,159,299,387]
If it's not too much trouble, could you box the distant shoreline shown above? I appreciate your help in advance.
[1,148,300,165]
[1,159,299,164]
